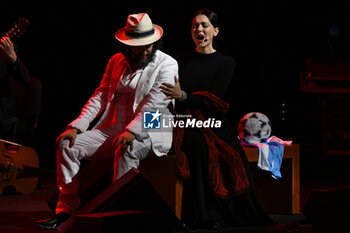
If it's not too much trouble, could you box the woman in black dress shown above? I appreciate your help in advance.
[160,9,272,230]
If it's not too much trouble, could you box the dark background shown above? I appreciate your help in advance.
[2,0,350,172]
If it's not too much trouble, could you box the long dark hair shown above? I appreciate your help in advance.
[192,8,220,49]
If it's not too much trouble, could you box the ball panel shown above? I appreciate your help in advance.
[238,112,272,143]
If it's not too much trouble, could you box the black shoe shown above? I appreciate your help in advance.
[185,221,222,231]
[202,221,222,230]
[210,221,222,230]
[37,212,71,230]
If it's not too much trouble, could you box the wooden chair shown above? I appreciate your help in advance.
[138,153,183,220]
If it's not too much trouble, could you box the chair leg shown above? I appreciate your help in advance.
[175,179,183,220]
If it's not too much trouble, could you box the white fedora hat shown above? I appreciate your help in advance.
[115,13,163,46]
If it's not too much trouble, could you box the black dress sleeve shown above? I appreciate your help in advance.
[208,57,235,97]
[183,57,235,112]
[9,57,30,83]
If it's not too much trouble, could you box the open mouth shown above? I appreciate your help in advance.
[198,35,204,40]
[197,34,208,43]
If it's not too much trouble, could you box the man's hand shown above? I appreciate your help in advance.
[160,76,182,101]
[55,128,79,151]
[0,36,17,62]
[113,131,136,151]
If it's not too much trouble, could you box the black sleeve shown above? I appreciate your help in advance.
[209,57,235,98]
[9,57,30,83]
[183,57,235,111]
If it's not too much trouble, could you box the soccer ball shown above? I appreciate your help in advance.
[238,112,272,143]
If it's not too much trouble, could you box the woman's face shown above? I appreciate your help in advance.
[191,14,219,53]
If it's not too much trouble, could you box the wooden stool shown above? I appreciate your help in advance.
[138,154,183,220]
[244,144,300,214]
[46,154,183,220]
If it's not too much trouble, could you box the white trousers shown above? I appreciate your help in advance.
[55,127,151,214]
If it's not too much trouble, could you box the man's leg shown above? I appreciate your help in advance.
[56,128,119,214]
[114,137,152,182]
[38,127,123,230]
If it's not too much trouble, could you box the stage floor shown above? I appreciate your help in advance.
[1,155,349,233]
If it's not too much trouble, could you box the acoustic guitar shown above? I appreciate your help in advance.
[0,139,39,194]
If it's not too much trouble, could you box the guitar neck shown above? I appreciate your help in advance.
[0,139,22,147]
[5,17,30,40]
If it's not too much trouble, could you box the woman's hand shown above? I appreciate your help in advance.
[160,76,183,101]
[113,131,135,151]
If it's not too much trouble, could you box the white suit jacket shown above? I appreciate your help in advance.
[67,50,178,156]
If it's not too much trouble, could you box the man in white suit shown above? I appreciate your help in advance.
[38,13,178,230]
